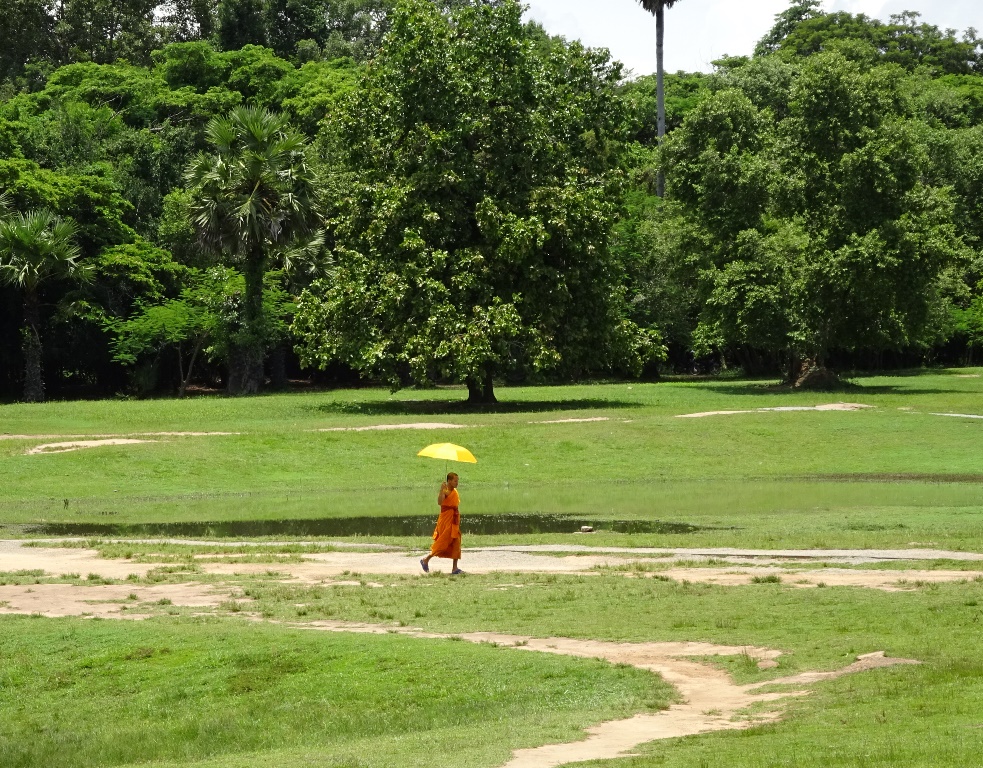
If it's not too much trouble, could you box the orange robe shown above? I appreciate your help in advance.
[430,488,461,559]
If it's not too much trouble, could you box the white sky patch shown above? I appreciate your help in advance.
[523,0,983,75]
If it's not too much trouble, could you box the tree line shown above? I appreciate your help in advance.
[1,0,982,402]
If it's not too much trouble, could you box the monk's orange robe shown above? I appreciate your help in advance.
[430,488,461,559]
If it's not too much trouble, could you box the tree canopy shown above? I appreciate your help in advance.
[2,0,983,399]
[293,0,655,402]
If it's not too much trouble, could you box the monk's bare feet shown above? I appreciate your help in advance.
[420,559,429,573]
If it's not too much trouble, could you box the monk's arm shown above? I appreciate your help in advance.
[437,483,448,504]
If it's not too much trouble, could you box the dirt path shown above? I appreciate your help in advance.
[0,582,229,618]
[296,621,917,767]
[0,540,927,767]
[3,541,982,590]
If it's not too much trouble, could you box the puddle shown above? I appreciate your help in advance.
[26,514,714,538]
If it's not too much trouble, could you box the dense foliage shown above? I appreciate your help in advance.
[292,0,654,402]
[0,0,981,400]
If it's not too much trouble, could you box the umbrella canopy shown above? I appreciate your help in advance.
[417,443,477,464]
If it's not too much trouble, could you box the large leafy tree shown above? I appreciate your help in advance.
[185,105,316,394]
[0,0,55,83]
[636,0,683,197]
[761,6,983,75]
[0,208,88,402]
[294,0,653,403]
[663,52,963,382]
[54,0,160,66]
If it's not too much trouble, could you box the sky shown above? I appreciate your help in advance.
[522,0,983,76]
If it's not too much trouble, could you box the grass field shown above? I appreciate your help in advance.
[2,369,982,549]
[0,614,673,768]
[2,369,983,767]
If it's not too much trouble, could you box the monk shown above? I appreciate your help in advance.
[420,472,463,574]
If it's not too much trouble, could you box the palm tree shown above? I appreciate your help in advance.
[185,106,316,394]
[638,0,683,197]
[0,209,86,402]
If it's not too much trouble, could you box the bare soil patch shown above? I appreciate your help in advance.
[0,582,228,618]
[652,566,982,591]
[677,403,873,419]
[0,541,154,578]
[529,417,611,424]
[27,438,157,454]
[5,542,980,590]
[316,422,473,431]
[2,432,236,440]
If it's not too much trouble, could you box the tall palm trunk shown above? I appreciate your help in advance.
[656,2,666,198]
[22,291,44,403]
[229,251,266,395]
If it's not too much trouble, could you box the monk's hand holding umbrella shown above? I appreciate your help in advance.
[418,443,476,575]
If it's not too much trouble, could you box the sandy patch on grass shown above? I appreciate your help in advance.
[8,431,238,454]
[648,566,983,591]
[529,417,610,424]
[2,432,236,440]
[203,557,983,590]
[299,620,918,767]
[5,542,983,589]
[0,582,227,618]
[27,438,158,454]
[677,403,873,418]
[0,542,154,578]
[316,422,472,431]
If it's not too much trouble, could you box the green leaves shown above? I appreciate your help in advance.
[0,209,85,293]
[184,105,316,392]
[663,50,962,368]
[187,106,315,262]
[295,0,648,398]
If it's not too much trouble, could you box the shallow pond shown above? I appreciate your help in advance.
[27,514,714,538]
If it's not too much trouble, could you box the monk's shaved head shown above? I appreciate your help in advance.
[447,472,459,482]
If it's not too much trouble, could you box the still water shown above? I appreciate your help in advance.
[28,514,712,538]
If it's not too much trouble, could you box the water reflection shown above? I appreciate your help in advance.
[29,514,715,538]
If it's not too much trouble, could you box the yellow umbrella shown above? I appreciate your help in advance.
[417,443,478,464]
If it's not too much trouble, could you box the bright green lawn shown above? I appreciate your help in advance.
[2,372,983,767]
[0,614,672,768]
[239,571,983,768]
[3,570,983,767]
[1,370,982,550]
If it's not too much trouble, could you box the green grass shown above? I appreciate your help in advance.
[4,370,983,766]
[5,570,983,767]
[232,570,983,766]
[228,572,983,671]
[0,614,674,768]
[2,369,983,550]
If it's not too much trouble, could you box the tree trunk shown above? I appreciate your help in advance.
[229,253,267,395]
[466,376,482,404]
[178,337,204,398]
[21,292,44,403]
[785,347,800,386]
[269,341,288,390]
[482,366,497,404]
[656,1,666,198]
[228,343,265,395]
[466,366,497,405]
